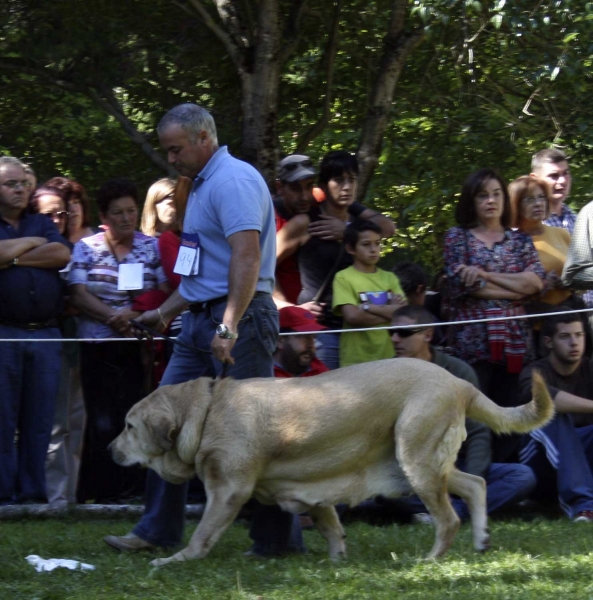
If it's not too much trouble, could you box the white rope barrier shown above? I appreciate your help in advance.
[1,305,592,342]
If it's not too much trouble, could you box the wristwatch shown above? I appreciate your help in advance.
[216,324,239,340]
[361,303,370,312]
[12,257,18,267]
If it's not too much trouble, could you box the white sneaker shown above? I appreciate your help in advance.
[411,512,433,525]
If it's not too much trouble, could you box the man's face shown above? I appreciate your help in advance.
[159,124,212,179]
[534,160,571,205]
[391,316,431,359]
[277,334,317,374]
[276,177,314,215]
[545,321,585,365]
[0,165,29,214]
[37,193,67,234]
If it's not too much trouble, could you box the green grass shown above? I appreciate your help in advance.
[3,515,593,599]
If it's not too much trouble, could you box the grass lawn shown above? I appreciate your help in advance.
[3,514,593,599]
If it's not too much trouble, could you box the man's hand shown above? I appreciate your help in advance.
[128,309,166,338]
[308,215,347,241]
[298,301,325,318]
[106,308,141,337]
[211,334,236,365]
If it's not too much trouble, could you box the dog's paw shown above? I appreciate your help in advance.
[476,535,490,552]
[150,557,170,567]
[329,550,347,563]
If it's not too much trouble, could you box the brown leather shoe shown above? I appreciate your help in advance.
[104,533,157,552]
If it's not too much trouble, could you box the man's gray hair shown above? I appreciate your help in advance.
[0,156,26,173]
[157,103,218,146]
[531,148,568,172]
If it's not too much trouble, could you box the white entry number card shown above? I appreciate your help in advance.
[117,263,144,291]
[174,233,201,276]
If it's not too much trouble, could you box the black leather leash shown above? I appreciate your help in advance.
[129,319,230,379]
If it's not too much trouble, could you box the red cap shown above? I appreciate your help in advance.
[279,306,327,332]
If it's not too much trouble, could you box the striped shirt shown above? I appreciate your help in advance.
[69,231,167,338]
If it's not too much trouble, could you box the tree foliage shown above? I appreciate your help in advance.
[1,0,593,273]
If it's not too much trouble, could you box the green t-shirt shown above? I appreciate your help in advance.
[332,266,404,367]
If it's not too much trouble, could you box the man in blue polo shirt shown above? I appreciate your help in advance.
[105,104,303,559]
[0,156,71,504]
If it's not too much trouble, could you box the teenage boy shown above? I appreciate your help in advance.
[332,220,406,367]
[518,312,593,522]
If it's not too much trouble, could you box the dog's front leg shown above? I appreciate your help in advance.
[150,483,251,567]
[308,505,347,561]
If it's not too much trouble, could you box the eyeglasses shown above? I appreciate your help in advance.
[522,194,547,205]
[389,326,428,338]
[42,211,70,219]
[1,180,32,189]
[282,159,314,172]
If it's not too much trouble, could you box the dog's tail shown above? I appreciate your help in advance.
[465,370,554,434]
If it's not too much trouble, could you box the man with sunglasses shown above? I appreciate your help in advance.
[390,305,536,522]
[0,156,71,505]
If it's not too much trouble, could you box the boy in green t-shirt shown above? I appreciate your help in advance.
[332,220,406,367]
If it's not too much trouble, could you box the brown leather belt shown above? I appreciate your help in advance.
[0,318,59,331]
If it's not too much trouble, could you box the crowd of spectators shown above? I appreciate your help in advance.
[3,139,593,536]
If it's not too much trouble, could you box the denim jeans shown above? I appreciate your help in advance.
[520,415,593,519]
[0,325,62,504]
[315,331,340,371]
[134,295,304,553]
[355,463,536,522]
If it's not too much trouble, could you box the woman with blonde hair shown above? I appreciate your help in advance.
[140,178,176,237]
[509,175,572,307]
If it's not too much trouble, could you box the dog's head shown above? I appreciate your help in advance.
[110,387,196,484]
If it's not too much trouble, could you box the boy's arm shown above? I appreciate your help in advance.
[340,303,390,327]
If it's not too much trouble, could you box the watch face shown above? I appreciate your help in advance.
[216,324,227,336]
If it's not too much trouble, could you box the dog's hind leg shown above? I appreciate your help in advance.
[307,505,347,561]
[412,476,460,559]
[447,468,489,552]
[151,479,252,567]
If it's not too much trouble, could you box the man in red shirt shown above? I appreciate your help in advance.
[274,156,317,304]
[274,306,329,378]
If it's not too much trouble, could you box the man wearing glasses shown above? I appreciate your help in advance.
[390,304,536,522]
[0,156,71,505]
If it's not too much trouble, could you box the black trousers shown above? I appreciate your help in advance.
[78,341,146,503]
[473,360,522,464]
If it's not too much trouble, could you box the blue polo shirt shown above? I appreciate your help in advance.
[179,146,276,303]
[0,213,69,322]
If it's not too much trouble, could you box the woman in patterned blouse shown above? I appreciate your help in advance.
[69,179,169,503]
[444,169,545,441]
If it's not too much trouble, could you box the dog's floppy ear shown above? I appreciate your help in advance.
[145,408,178,453]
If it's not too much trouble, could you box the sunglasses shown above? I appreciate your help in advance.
[389,326,428,338]
[42,211,70,219]
[282,159,314,172]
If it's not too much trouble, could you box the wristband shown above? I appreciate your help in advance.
[12,257,18,266]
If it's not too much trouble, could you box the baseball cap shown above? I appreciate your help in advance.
[279,306,327,333]
[277,155,316,183]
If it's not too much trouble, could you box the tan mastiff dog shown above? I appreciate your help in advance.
[110,359,553,566]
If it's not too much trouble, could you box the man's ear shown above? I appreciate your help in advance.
[275,180,283,196]
[424,327,434,344]
[543,335,553,350]
[276,336,285,352]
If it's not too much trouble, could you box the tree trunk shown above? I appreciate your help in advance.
[356,0,424,201]
[238,0,283,182]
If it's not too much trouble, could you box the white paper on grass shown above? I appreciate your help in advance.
[25,555,96,572]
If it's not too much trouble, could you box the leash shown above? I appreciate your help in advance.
[129,319,230,379]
